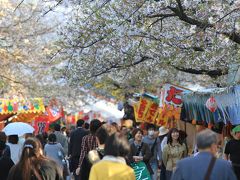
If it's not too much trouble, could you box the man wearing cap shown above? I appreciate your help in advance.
[224,125,240,179]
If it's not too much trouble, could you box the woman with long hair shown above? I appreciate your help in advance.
[7,137,63,180]
[162,128,187,180]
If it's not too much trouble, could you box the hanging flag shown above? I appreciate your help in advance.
[46,99,64,122]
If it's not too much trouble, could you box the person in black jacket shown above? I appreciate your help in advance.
[0,132,10,158]
[128,128,153,175]
[68,119,88,179]
[0,132,14,180]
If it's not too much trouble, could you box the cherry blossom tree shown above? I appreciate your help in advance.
[0,0,64,99]
[55,0,240,92]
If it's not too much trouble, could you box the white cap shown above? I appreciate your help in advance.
[159,126,169,136]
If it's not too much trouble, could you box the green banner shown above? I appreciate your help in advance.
[130,161,151,180]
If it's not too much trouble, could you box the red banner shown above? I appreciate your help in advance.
[34,115,49,134]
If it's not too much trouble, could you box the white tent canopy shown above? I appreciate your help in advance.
[84,100,124,124]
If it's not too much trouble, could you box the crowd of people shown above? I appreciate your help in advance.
[0,119,240,180]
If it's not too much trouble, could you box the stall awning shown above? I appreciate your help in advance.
[0,98,45,122]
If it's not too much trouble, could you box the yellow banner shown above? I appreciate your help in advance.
[145,101,158,124]
[137,97,151,121]
[133,103,142,122]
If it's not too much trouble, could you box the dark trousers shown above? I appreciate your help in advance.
[166,170,173,180]
[233,165,240,180]
[160,161,166,180]
[69,156,80,180]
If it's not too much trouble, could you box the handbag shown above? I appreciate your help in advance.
[58,150,70,177]
[204,156,216,180]
[62,157,70,177]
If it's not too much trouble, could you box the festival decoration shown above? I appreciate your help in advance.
[206,96,218,112]
[46,98,64,122]
[0,98,45,114]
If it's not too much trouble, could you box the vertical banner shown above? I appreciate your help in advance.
[133,103,142,122]
[145,101,159,124]
[137,97,151,122]
[157,84,191,127]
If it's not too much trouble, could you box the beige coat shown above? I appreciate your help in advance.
[162,143,187,171]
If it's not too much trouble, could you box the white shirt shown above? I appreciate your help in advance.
[161,136,168,152]
[6,143,22,164]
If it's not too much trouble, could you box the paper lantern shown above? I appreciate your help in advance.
[206,96,217,112]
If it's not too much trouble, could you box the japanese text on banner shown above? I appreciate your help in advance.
[137,97,151,121]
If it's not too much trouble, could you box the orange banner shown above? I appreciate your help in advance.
[155,105,181,127]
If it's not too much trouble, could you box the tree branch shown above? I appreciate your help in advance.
[165,1,240,44]
[146,13,176,18]
[172,66,228,78]
[222,32,240,44]
[14,0,25,12]
[0,74,23,84]
[73,1,146,49]
[167,5,213,29]
[42,0,63,16]
[93,56,152,77]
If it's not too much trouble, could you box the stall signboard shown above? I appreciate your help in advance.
[33,115,49,134]
[162,84,191,107]
[66,115,75,125]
